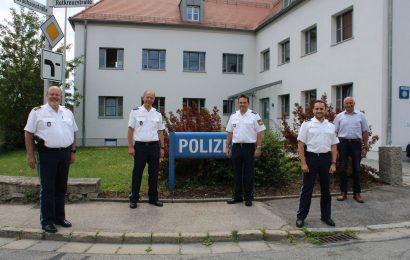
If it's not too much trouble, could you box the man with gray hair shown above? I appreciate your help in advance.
[334,97,369,203]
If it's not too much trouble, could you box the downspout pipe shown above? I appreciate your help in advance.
[81,20,88,147]
[386,0,393,145]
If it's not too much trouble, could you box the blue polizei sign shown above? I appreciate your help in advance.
[168,132,227,190]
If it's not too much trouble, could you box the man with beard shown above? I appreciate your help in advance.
[225,95,265,207]
[24,86,78,233]
[296,100,339,228]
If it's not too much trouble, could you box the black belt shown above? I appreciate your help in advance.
[339,137,361,143]
[41,146,70,151]
[233,143,255,147]
[306,151,331,157]
[135,141,158,146]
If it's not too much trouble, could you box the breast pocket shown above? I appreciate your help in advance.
[63,118,73,127]
[38,118,55,130]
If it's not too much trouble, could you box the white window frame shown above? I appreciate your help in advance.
[187,5,200,22]
[334,83,353,111]
[261,49,270,72]
[302,25,317,55]
[332,7,353,44]
[279,94,290,117]
[183,51,206,72]
[99,96,123,118]
[222,53,243,73]
[142,49,166,70]
[223,99,234,115]
[302,89,317,110]
[278,39,290,65]
[99,48,124,69]
[183,98,205,111]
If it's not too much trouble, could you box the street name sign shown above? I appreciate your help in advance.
[52,0,94,7]
[14,0,51,15]
[41,49,63,82]
[41,15,64,49]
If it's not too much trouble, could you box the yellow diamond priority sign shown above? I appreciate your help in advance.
[41,15,64,49]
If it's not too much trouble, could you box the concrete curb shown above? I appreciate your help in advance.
[2,223,409,245]
[90,190,371,203]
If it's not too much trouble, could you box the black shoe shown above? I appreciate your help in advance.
[227,198,243,204]
[42,224,57,233]
[129,202,137,209]
[245,200,252,207]
[321,218,336,227]
[296,219,304,228]
[55,219,72,228]
[149,200,163,207]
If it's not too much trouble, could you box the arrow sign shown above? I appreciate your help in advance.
[14,0,51,16]
[41,49,63,82]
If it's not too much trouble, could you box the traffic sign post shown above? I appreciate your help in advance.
[41,49,63,82]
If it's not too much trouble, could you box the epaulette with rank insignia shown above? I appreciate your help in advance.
[132,107,139,110]
[33,106,41,111]
[251,111,258,115]
[305,119,311,122]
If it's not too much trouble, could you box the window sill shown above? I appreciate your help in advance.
[98,116,124,119]
[331,37,354,47]
[222,72,244,75]
[260,69,270,73]
[278,61,290,66]
[183,70,206,73]
[99,67,124,70]
[301,50,317,58]
[142,68,166,71]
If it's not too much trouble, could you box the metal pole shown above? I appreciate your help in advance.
[62,7,68,105]
[43,0,54,103]
[387,0,393,145]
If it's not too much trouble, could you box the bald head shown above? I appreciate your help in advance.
[142,89,156,110]
[47,86,62,111]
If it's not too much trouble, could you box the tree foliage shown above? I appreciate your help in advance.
[0,8,44,151]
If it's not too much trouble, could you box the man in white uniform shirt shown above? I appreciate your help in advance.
[225,95,266,207]
[296,100,338,228]
[24,86,78,233]
[128,90,165,209]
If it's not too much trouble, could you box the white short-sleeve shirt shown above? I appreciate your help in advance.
[226,109,266,143]
[24,103,78,148]
[297,117,339,153]
[128,106,165,142]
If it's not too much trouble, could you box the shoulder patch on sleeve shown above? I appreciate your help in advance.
[132,107,139,111]
[33,106,41,111]
[257,119,264,126]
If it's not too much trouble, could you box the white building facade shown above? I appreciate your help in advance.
[71,0,410,151]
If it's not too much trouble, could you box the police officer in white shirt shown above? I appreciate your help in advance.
[225,95,266,207]
[128,90,165,209]
[296,100,339,228]
[24,86,78,233]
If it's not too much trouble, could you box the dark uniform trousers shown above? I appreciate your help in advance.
[297,152,332,221]
[37,147,71,225]
[130,141,159,203]
[338,140,362,194]
[231,143,255,201]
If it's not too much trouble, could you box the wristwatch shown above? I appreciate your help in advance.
[71,149,76,153]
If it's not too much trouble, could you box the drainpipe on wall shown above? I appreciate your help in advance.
[81,20,88,147]
[387,0,393,145]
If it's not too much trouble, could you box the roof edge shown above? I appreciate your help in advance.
[228,80,282,99]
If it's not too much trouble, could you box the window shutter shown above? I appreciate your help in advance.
[98,97,104,116]
[99,49,106,68]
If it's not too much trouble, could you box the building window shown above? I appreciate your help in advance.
[261,49,270,72]
[183,98,205,111]
[279,39,290,64]
[335,9,353,43]
[303,26,317,55]
[223,100,234,115]
[142,49,166,70]
[99,97,123,117]
[283,0,293,8]
[187,5,200,21]
[99,48,124,69]
[335,84,353,111]
[104,139,117,146]
[280,94,290,117]
[302,90,317,110]
[140,97,166,114]
[183,51,205,72]
[223,54,243,73]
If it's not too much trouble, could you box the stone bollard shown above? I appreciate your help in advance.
[379,146,403,185]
